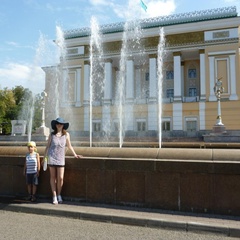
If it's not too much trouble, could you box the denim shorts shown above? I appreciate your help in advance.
[26,173,38,185]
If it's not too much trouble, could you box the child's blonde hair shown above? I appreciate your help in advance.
[27,141,37,152]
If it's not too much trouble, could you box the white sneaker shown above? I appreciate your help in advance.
[53,196,58,205]
[57,195,63,203]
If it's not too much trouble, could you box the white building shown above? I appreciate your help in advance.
[43,6,240,141]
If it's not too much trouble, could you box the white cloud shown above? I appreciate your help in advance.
[90,0,110,6]
[113,0,176,21]
[223,0,237,2]
[5,41,34,51]
[6,41,19,47]
[145,0,176,17]
[0,62,45,94]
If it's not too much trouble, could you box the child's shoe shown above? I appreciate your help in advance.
[26,195,32,201]
[31,195,37,202]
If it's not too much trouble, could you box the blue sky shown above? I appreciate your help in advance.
[0,0,239,94]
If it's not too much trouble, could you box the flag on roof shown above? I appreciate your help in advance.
[140,0,147,12]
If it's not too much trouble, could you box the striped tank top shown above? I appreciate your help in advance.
[26,152,38,174]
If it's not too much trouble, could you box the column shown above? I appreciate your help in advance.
[103,59,113,104]
[148,104,158,131]
[62,69,68,104]
[199,102,206,130]
[114,68,119,103]
[102,105,111,133]
[149,54,157,102]
[102,59,112,133]
[173,103,183,130]
[181,62,184,97]
[124,58,134,131]
[125,105,134,131]
[229,54,238,100]
[75,68,81,107]
[83,61,90,132]
[84,106,89,131]
[199,50,206,101]
[173,52,182,101]
[126,58,134,103]
[208,56,216,101]
[148,54,158,131]
[83,61,90,105]
[135,66,141,101]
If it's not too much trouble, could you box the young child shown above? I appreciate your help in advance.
[23,141,40,202]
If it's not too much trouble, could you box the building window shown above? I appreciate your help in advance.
[167,89,174,98]
[145,72,149,81]
[189,88,197,97]
[188,69,196,78]
[186,120,197,132]
[162,121,171,131]
[93,122,101,132]
[166,70,174,80]
[137,121,146,132]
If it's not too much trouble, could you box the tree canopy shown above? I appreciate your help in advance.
[0,86,42,135]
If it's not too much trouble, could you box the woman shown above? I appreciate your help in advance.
[44,117,82,204]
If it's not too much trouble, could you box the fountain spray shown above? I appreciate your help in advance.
[157,27,166,148]
[90,17,104,147]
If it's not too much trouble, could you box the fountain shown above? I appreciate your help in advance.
[157,27,166,148]
[47,16,164,148]
[2,7,240,219]
[1,6,239,148]
[89,17,104,147]
[117,20,145,148]
[1,32,54,144]
[88,17,150,147]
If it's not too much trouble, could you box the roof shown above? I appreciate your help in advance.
[64,6,237,39]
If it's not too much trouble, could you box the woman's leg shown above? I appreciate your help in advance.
[56,167,65,196]
[49,167,57,197]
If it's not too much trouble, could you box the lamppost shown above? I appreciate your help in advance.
[213,77,224,126]
[34,90,50,139]
[41,91,47,127]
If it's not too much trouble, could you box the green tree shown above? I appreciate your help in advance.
[0,86,42,135]
[33,93,43,131]
[0,88,16,134]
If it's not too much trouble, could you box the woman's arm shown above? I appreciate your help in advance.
[36,153,40,176]
[44,134,52,157]
[66,132,82,158]
[42,134,52,166]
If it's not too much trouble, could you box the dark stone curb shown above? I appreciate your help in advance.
[0,203,240,238]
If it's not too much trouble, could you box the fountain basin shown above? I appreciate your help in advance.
[0,147,240,216]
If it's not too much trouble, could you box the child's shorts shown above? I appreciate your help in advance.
[26,173,38,185]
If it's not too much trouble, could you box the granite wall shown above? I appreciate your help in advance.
[0,147,240,216]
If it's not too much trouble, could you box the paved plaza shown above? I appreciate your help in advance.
[0,197,239,239]
[0,210,238,240]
